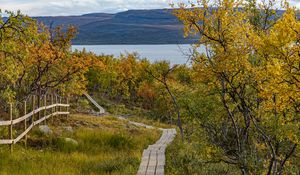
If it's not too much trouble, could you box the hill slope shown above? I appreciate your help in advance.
[34,9,196,45]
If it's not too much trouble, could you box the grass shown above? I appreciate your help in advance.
[0,114,161,175]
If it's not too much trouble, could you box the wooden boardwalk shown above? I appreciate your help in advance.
[137,128,176,175]
[117,116,176,175]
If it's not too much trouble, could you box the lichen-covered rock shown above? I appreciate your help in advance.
[64,138,78,146]
[39,125,53,135]
[63,126,73,133]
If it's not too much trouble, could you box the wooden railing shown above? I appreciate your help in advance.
[0,94,69,151]
[83,93,105,114]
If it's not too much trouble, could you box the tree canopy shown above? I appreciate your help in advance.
[172,0,300,174]
[0,10,102,104]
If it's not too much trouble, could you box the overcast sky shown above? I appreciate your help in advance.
[0,0,299,17]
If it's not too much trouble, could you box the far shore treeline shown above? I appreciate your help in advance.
[0,0,300,174]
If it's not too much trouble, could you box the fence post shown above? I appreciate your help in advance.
[38,95,41,120]
[51,94,54,123]
[59,97,62,117]
[55,94,58,114]
[66,97,69,119]
[24,100,27,148]
[9,103,13,153]
[44,95,47,125]
[32,95,35,124]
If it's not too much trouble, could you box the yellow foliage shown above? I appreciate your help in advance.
[173,0,300,173]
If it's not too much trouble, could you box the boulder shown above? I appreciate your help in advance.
[63,126,74,133]
[64,138,78,146]
[39,125,53,135]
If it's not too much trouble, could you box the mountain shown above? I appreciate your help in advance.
[33,9,294,45]
[34,9,197,45]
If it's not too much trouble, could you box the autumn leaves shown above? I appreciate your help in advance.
[0,11,102,103]
[173,0,300,174]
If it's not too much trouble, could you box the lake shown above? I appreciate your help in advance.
[72,44,205,65]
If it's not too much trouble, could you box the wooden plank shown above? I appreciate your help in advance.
[12,111,34,125]
[138,149,151,175]
[57,104,70,107]
[137,167,147,175]
[0,139,13,144]
[34,112,69,126]
[148,151,157,167]
[157,154,165,166]
[146,166,156,175]
[0,120,11,126]
[33,115,49,126]
[155,165,164,175]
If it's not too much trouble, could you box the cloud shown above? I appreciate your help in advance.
[290,0,300,8]
[0,0,184,16]
[1,0,299,17]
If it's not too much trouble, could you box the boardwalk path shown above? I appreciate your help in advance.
[83,94,176,175]
[118,116,176,175]
[137,128,176,175]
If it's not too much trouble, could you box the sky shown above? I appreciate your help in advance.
[0,0,186,16]
[0,0,299,17]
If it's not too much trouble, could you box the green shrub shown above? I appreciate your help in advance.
[166,135,240,175]
[0,127,8,139]
[31,127,45,137]
[53,137,78,153]
[78,99,90,108]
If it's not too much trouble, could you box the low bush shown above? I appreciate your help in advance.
[53,137,79,153]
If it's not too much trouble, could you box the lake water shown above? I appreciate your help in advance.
[72,44,204,65]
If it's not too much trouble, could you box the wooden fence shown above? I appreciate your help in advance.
[0,94,70,151]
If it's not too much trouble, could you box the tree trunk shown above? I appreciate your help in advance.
[164,82,184,141]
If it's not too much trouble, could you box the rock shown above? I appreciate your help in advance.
[39,125,53,135]
[64,138,78,146]
[63,126,73,133]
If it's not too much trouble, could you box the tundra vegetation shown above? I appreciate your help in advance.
[0,114,160,175]
[0,0,299,174]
